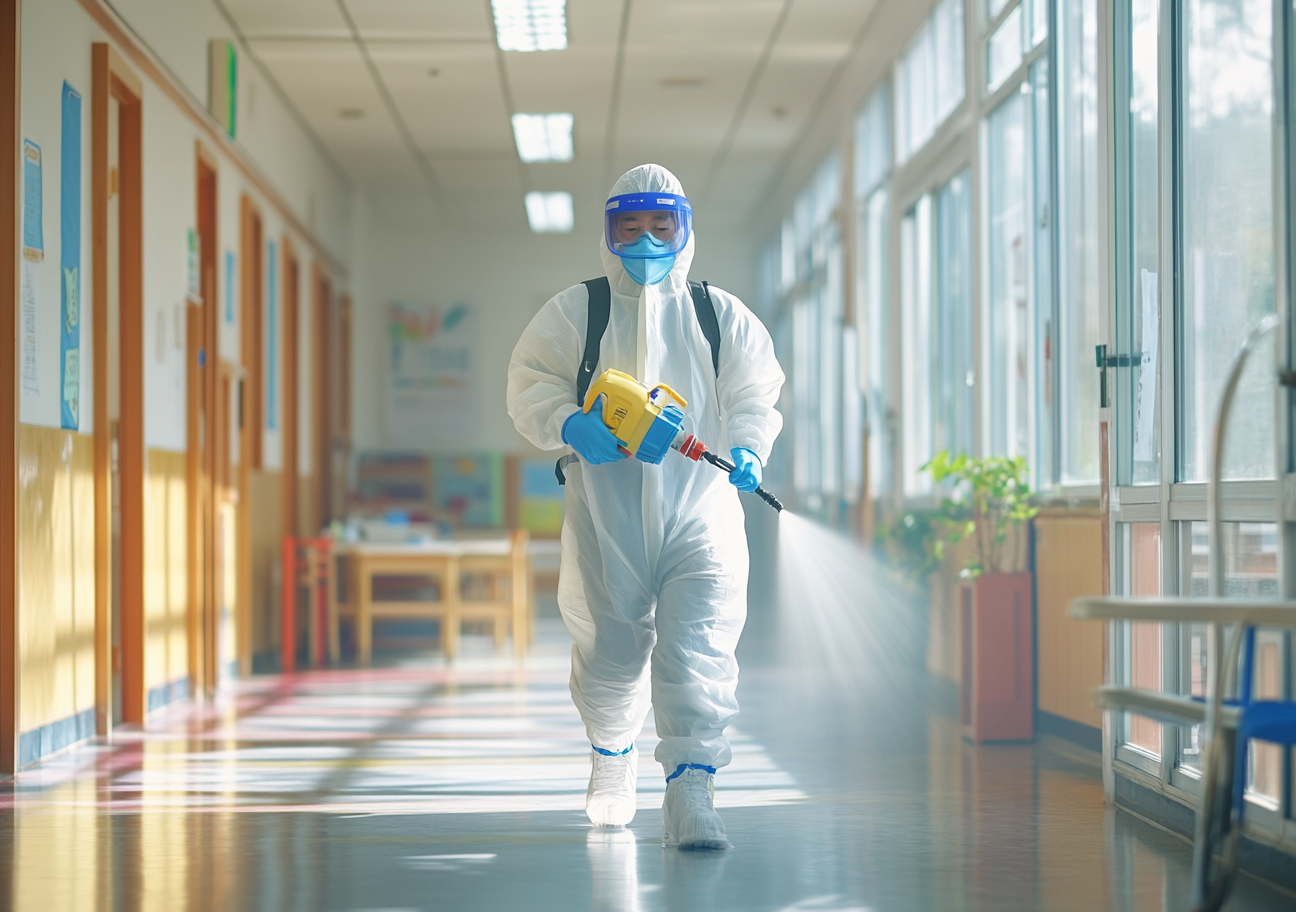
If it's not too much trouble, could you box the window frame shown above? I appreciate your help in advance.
[1103,0,1296,843]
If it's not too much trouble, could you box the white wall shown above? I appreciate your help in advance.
[349,196,762,456]
[20,0,349,467]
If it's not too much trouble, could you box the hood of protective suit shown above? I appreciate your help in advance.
[600,164,695,298]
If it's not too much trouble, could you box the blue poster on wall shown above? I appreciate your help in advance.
[225,250,235,323]
[266,240,277,430]
[59,82,81,430]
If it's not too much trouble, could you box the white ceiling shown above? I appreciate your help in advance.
[224,0,879,232]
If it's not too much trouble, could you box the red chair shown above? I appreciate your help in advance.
[281,537,337,672]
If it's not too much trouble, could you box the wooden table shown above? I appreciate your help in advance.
[333,530,531,664]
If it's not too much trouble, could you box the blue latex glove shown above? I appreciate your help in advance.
[729,447,761,492]
[562,396,628,465]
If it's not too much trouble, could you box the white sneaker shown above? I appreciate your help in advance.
[586,748,637,826]
[662,765,728,849]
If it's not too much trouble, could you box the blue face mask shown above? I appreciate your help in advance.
[619,234,676,285]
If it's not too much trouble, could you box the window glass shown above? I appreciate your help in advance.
[1180,522,1280,802]
[855,83,891,198]
[988,0,1011,19]
[792,292,816,499]
[896,0,966,162]
[861,188,892,499]
[1179,0,1274,482]
[1031,60,1053,484]
[1119,523,1162,758]
[935,173,974,456]
[1029,0,1048,47]
[986,89,1032,461]
[988,6,1024,91]
[901,198,933,495]
[1120,0,1160,485]
[821,242,844,499]
[780,217,795,291]
[842,325,864,503]
[1057,0,1099,484]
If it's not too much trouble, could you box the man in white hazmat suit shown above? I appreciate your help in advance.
[507,165,783,848]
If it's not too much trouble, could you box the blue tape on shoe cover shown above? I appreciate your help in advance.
[665,763,716,783]
[592,744,634,756]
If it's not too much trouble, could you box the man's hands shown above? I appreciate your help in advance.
[728,447,761,492]
[562,395,629,465]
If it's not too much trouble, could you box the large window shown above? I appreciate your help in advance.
[985,89,1032,463]
[895,0,966,162]
[1055,0,1100,484]
[855,84,892,503]
[1107,0,1291,838]
[901,197,934,496]
[981,0,1061,490]
[1117,0,1160,486]
[1178,0,1274,482]
[781,154,851,515]
[902,172,973,496]
[934,174,974,459]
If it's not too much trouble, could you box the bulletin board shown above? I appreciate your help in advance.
[432,453,503,528]
[517,459,564,535]
[385,302,477,447]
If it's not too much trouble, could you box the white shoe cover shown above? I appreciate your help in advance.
[662,767,728,849]
[586,749,638,826]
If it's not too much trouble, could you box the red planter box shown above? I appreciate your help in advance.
[960,572,1033,742]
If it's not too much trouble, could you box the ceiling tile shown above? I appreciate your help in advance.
[369,43,515,155]
[225,0,351,38]
[346,0,493,42]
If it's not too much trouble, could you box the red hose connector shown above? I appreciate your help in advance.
[677,434,708,461]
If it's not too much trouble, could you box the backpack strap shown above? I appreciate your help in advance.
[688,280,721,376]
[576,277,611,406]
[557,277,612,486]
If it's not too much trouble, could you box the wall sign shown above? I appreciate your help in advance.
[385,301,477,446]
[60,82,82,430]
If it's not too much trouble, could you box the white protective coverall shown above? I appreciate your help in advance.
[506,165,784,775]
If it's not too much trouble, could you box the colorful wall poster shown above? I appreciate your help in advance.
[21,140,41,261]
[21,263,37,395]
[518,459,564,534]
[432,453,502,528]
[224,250,235,323]
[21,138,41,394]
[385,302,477,446]
[60,82,82,430]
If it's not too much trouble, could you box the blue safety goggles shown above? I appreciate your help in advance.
[604,192,692,258]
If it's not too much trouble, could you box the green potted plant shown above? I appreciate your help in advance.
[922,450,1039,743]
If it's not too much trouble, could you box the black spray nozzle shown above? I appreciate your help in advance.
[700,450,785,513]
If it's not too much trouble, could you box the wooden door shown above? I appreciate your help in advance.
[312,266,333,529]
[282,240,299,540]
[237,198,261,675]
[92,44,144,727]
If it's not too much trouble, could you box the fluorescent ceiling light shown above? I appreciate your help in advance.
[525,192,574,233]
[492,0,567,52]
[511,113,574,163]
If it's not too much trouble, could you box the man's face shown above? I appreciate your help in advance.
[613,211,678,247]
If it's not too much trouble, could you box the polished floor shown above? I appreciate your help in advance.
[2,615,1293,911]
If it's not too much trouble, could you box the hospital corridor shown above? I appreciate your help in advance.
[2,0,1296,910]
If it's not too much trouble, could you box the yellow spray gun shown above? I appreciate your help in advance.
[583,369,784,512]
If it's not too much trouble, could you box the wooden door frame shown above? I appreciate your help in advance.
[92,43,144,727]
[1,0,22,774]
[311,264,331,528]
[188,142,219,696]
[281,237,299,541]
[237,196,261,675]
